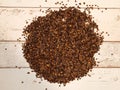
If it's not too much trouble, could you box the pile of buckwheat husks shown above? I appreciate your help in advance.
[22,6,103,84]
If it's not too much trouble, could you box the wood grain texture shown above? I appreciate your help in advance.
[0,42,120,68]
[0,1,120,41]
[0,68,120,90]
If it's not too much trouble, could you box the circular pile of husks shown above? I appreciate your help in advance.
[22,7,103,84]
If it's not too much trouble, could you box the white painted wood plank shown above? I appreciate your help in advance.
[0,42,29,67]
[0,68,120,90]
[0,42,120,67]
[0,8,120,41]
[0,0,120,8]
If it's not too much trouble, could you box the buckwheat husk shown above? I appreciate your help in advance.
[22,7,103,84]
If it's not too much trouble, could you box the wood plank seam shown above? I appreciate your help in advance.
[0,67,120,69]
[0,40,120,42]
[0,6,120,9]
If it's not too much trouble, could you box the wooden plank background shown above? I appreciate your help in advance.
[0,0,120,90]
[0,68,120,90]
[0,1,120,41]
[1,42,120,68]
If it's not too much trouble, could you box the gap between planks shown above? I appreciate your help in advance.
[0,6,120,9]
[0,40,120,43]
[0,67,120,69]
